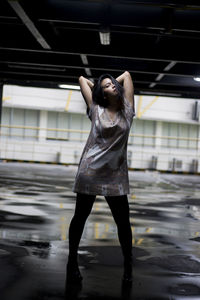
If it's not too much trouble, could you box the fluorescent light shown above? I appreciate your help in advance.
[194,77,200,82]
[99,31,110,45]
[141,91,181,97]
[149,83,156,88]
[58,84,80,90]
[85,68,92,76]
[164,61,177,71]
[80,54,88,65]
[155,73,164,81]
[8,0,51,49]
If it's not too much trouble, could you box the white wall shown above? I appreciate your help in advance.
[0,137,199,173]
[3,84,200,124]
[1,84,200,173]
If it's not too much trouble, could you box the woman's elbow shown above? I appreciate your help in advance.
[124,71,131,77]
[79,76,85,83]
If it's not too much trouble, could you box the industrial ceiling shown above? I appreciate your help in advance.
[1,0,200,98]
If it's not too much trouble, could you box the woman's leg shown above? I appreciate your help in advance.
[105,195,133,281]
[68,193,96,263]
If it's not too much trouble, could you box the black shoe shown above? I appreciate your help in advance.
[66,262,83,284]
[122,272,132,284]
[122,259,132,284]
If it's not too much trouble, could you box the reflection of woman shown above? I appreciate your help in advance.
[67,71,135,284]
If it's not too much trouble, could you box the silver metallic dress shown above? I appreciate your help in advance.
[73,98,135,196]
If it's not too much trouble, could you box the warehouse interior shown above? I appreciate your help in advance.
[1,1,200,300]
[1,0,200,173]
[0,0,200,96]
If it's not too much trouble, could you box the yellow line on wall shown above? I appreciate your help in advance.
[140,96,159,117]
[65,90,72,111]
[137,95,160,118]
[137,96,143,118]
[95,223,99,239]
[2,96,11,101]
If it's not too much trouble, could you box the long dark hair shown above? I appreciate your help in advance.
[92,74,124,110]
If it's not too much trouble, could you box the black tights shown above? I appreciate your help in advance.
[68,193,132,263]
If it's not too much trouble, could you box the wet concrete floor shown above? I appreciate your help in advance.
[0,162,200,300]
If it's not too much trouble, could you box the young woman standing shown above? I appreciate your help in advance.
[67,71,135,284]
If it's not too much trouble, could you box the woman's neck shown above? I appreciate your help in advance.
[107,97,121,111]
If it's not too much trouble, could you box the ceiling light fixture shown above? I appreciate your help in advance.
[149,83,156,88]
[58,84,80,90]
[155,73,165,81]
[194,77,200,82]
[141,91,181,97]
[80,54,88,65]
[85,68,92,76]
[164,61,177,71]
[8,0,51,49]
[99,27,110,45]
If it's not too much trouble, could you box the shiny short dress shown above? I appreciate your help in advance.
[72,98,135,196]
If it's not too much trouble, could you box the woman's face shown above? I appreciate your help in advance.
[101,78,118,99]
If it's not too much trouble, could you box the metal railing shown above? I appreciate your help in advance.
[0,124,199,149]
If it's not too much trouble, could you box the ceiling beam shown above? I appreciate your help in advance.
[41,0,200,10]
[2,74,200,99]
[38,20,200,41]
[1,74,200,98]
[149,61,177,88]
[0,70,198,89]
[0,60,199,79]
[1,46,200,65]
[7,0,51,49]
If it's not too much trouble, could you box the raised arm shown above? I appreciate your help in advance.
[79,76,94,109]
[116,71,135,109]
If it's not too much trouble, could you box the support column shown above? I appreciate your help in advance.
[155,121,162,148]
[153,121,163,170]
[0,84,3,161]
[197,124,200,173]
[38,110,47,141]
[198,124,200,151]
[0,84,3,125]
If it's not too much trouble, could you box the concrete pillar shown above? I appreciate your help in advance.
[0,84,3,161]
[197,124,200,173]
[155,121,162,148]
[198,125,200,151]
[0,84,3,125]
[38,110,47,141]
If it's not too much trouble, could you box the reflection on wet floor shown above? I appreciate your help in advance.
[0,163,200,299]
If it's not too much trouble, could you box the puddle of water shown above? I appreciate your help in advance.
[0,164,200,299]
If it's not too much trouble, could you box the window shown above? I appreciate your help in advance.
[130,119,156,147]
[162,122,198,149]
[1,107,11,138]
[47,111,68,141]
[1,107,39,141]
[81,115,91,141]
[68,113,82,141]
[47,112,90,142]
